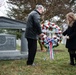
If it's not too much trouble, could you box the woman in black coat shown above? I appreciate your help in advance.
[63,12,76,66]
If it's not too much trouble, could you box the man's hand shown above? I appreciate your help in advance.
[39,33,44,37]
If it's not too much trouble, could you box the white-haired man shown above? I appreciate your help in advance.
[25,5,44,66]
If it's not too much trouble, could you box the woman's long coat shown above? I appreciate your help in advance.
[63,21,76,51]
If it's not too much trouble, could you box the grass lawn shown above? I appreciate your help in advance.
[0,44,76,75]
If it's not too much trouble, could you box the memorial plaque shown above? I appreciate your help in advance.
[0,34,16,50]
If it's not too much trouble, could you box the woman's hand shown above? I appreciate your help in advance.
[65,35,69,39]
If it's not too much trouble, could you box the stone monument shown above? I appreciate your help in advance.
[0,17,28,60]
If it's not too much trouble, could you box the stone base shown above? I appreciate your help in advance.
[0,50,28,60]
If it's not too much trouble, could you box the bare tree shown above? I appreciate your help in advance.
[7,0,75,21]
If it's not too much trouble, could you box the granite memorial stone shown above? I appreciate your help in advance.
[0,17,28,60]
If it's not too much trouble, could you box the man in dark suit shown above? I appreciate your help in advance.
[25,5,44,66]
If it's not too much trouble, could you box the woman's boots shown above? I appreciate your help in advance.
[69,53,75,66]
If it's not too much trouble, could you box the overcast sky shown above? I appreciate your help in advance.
[0,0,8,17]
